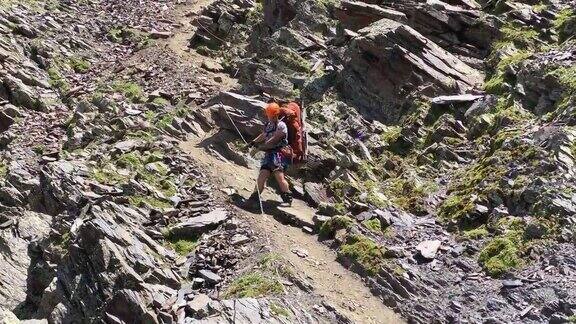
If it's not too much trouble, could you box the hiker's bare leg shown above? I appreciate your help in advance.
[273,171,290,193]
[256,170,270,194]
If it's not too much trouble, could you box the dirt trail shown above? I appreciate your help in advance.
[181,136,404,324]
[163,0,237,90]
[166,1,403,323]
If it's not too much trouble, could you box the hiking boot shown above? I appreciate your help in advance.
[242,192,260,210]
[280,192,293,206]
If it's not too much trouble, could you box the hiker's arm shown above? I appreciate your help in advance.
[260,129,285,150]
[245,132,265,150]
[252,133,265,144]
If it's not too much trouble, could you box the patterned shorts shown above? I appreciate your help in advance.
[261,150,289,172]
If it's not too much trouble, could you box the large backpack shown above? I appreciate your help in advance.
[279,102,307,164]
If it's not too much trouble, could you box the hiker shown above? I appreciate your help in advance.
[244,100,293,207]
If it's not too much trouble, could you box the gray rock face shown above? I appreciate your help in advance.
[264,0,297,30]
[2,75,46,112]
[202,91,266,139]
[0,211,52,312]
[339,18,483,123]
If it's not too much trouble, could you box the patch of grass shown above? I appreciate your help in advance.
[484,51,533,95]
[157,114,175,129]
[107,27,150,48]
[500,23,540,48]
[553,9,575,42]
[69,57,91,73]
[152,97,170,106]
[382,177,433,216]
[463,225,489,240]
[484,73,506,94]
[478,237,523,277]
[338,234,386,276]
[0,161,6,178]
[165,235,199,256]
[47,67,70,94]
[224,272,284,298]
[32,144,45,155]
[112,81,144,103]
[319,216,353,238]
[258,253,294,277]
[549,65,576,93]
[532,3,547,13]
[126,130,155,142]
[328,179,347,200]
[272,47,311,73]
[91,167,129,185]
[270,303,290,317]
[362,218,382,232]
[380,126,401,145]
[439,193,475,223]
[107,28,122,43]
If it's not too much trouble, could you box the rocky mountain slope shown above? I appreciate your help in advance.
[0,0,575,323]
[188,0,576,322]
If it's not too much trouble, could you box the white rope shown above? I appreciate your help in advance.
[220,103,265,215]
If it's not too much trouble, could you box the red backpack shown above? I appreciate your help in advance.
[279,102,307,164]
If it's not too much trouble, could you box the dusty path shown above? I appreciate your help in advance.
[162,0,237,90]
[164,1,403,323]
[181,136,404,324]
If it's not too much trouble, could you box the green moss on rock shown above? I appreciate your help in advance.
[69,57,91,73]
[112,81,144,103]
[165,235,199,256]
[362,218,382,232]
[478,237,523,277]
[338,234,386,276]
[225,272,284,298]
[319,216,353,238]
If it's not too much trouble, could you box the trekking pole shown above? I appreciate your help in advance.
[220,103,265,215]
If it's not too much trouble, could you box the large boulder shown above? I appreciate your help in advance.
[202,92,266,139]
[339,18,483,123]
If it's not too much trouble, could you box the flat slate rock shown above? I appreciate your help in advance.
[416,240,442,260]
[170,208,229,236]
[276,200,316,229]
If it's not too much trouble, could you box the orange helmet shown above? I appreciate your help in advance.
[265,102,280,119]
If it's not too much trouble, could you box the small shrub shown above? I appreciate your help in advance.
[500,23,540,48]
